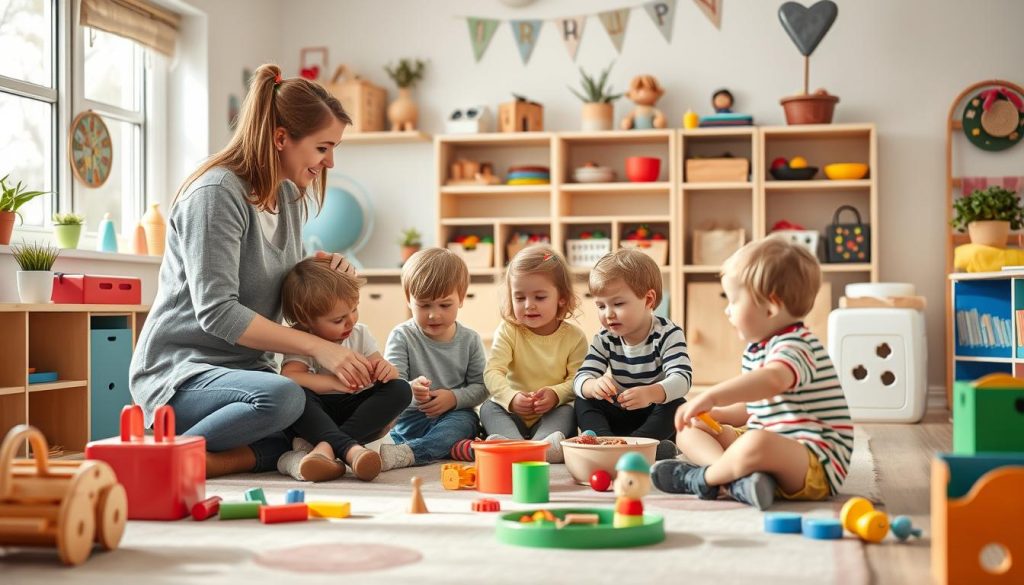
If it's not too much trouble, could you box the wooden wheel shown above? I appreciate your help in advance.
[95,483,127,551]
[56,493,95,566]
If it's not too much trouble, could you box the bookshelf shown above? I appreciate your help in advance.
[949,271,1024,383]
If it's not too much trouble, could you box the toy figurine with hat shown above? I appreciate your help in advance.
[613,452,652,528]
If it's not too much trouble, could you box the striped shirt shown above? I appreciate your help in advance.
[743,323,853,494]
[573,316,693,403]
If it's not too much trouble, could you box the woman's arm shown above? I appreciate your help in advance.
[281,360,350,394]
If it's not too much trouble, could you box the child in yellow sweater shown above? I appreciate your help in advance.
[482,245,588,463]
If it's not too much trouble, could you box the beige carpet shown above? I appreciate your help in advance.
[1,428,879,584]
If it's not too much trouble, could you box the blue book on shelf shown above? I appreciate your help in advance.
[28,372,59,384]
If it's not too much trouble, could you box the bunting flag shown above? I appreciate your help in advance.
[692,0,722,29]
[644,0,678,42]
[598,8,631,53]
[467,17,500,62]
[510,20,543,64]
[557,16,586,61]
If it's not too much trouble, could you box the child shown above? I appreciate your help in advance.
[573,248,692,461]
[482,244,588,463]
[651,238,853,510]
[277,257,411,482]
[381,248,487,470]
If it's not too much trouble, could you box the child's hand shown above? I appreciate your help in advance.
[511,392,535,416]
[586,375,618,403]
[411,376,431,404]
[617,384,664,410]
[675,391,717,431]
[531,388,558,415]
[419,388,457,418]
[371,358,399,383]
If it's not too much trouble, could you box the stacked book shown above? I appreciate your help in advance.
[955,308,1013,350]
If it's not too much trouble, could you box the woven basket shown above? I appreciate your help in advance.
[620,240,669,266]
[566,239,611,267]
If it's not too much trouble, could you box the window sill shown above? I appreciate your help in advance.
[0,244,162,265]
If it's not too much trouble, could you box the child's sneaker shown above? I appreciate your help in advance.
[380,443,415,472]
[541,432,566,463]
[725,472,777,510]
[450,439,476,461]
[655,439,679,461]
[650,460,717,500]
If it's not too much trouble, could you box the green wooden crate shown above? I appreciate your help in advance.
[953,374,1024,454]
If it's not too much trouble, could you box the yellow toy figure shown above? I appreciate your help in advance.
[620,75,666,130]
[612,452,651,528]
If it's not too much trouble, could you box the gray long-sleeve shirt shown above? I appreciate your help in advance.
[384,319,488,414]
[129,167,304,426]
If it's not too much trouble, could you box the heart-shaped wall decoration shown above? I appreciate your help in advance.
[778,1,838,57]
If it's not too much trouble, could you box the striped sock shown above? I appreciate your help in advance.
[450,439,475,461]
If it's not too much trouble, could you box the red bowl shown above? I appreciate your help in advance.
[625,156,661,182]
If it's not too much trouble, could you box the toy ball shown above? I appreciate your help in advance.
[771,157,788,170]
[582,430,597,437]
[590,470,612,492]
[889,516,922,542]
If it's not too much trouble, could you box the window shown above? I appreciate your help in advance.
[0,0,164,235]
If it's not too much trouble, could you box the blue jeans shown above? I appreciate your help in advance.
[168,367,305,472]
[390,407,480,465]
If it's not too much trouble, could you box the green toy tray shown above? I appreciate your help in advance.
[495,507,664,549]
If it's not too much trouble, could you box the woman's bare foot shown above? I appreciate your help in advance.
[206,446,256,478]
[345,445,382,481]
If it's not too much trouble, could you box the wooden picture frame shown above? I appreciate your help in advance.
[299,47,329,81]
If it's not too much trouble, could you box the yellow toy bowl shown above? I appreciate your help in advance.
[824,163,869,180]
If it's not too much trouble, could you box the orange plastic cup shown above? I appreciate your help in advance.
[474,440,549,494]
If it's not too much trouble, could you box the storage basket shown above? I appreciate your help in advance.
[620,240,669,266]
[446,242,494,268]
[692,229,744,265]
[566,239,612,267]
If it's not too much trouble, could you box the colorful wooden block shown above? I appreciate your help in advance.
[259,503,308,524]
[244,488,267,505]
[285,489,304,504]
[802,518,843,540]
[191,496,222,521]
[953,374,1024,454]
[307,501,351,519]
[218,502,261,520]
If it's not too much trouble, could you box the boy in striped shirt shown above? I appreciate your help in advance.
[573,248,692,460]
[651,238,853,510]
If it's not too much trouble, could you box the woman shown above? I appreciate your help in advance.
[130,64,379,477]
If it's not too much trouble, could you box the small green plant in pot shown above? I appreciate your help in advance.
[951,186,1024,247]
[11,240,60,304]
[398,227,422,265]
[569,64,622,131]
[384,59,427,132]
[52,212,85,249]
[0,174,49,245]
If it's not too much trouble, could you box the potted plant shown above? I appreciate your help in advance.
[951,186,1024,247]
[0,174,48,245]
[52,212,85,249]
[384,59,426,132]
[568,64,622,131]
[398,227,422,265]
[777,1,841,124]
[11,240,60,303]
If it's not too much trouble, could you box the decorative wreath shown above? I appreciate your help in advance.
[962,87,1024,151]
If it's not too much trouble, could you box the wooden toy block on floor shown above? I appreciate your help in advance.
[932,452,1024,584]
[307,501,351,518]
[0,425,128,566]
[244,487,268,505]
[259,503,308,524]
[191,496,222,521]
[953,374,1024,454]
[218,502,261,520]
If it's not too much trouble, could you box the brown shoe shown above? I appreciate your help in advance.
[298,452,346,482]
[348,448,382,481]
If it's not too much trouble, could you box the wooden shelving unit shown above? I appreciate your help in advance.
[431,124,878,384]
[341,130,431,145]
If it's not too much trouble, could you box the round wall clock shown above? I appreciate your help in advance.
[69,111,113,188]
[962,87,1024,151]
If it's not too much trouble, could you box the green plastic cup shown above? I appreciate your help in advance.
[512,461,550,503]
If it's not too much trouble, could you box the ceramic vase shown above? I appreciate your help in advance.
[387,87,419,132]
[142,203,165,256]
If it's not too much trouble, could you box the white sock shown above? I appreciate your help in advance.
[379,443,415,471]
[543,431,566,463]
[486,434,509,441]
[277,449,307,480]
[292,437,314,452]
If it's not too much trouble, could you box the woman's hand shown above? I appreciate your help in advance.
[312,341,371,390]
[313,251,356,275]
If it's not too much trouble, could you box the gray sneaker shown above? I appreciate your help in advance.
[650,460,717,499]
[655,439,679,461]
[725,472,777,510]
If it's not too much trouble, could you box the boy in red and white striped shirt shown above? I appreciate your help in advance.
[651,238,853,510]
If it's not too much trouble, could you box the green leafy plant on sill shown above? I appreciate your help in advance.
[10,240,60,271]
[398,227,422,247]
[52,212,85,226]
[0,174,49,221]
[950,186,1024,232]
[568,63,622,104]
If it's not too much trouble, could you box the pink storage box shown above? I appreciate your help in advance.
[51,273,142,304]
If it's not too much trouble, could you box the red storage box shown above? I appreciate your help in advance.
[51,273,142,304]
[85,405,205,520]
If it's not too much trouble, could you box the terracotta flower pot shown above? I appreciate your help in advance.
[0,211,14,245]
[968,220,1010,248]
[780,93,840,125]
[387,87,419,132]
[400,244,420,265]
[581,103,613,131]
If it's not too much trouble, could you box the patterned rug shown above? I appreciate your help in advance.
[1,428,879,584]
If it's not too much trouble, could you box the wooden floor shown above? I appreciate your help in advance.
[861,410,951,584]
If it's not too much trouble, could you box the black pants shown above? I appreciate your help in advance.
[574,395,684,440]
[289,379,411,459]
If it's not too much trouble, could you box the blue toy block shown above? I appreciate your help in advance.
[285,489,305,504]
[244,487,267,505]
[802,518,843,540]
[764,513,802,534]
[28,371,59,384]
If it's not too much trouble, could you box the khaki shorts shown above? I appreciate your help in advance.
[731,426,831,501]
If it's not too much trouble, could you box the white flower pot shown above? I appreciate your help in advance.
[17,271,54,304]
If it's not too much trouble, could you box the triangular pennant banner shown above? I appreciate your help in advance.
[692,0,722,29]
[556,16,586,61]
[466,17,499,62]
[599,9,631,53]
[644,0,678,43]
[510,20,543,64]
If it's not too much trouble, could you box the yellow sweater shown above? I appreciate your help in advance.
[484,320,588,428]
